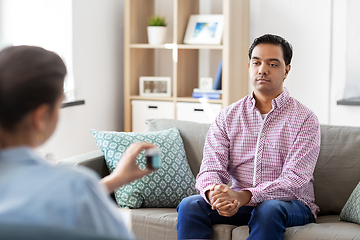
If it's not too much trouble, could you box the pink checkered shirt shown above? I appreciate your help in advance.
[196,89,321,218]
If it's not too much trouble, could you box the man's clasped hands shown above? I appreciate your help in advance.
[206,184,253,217]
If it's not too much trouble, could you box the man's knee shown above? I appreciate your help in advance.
[177,194,207,213]
[252,200,288,218]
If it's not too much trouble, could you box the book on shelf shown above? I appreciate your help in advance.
[192,59,223,100]
[192,92,221,99]
[213,59,222,90]
[193,88,223,94]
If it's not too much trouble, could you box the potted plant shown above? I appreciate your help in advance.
[147,16,167,45]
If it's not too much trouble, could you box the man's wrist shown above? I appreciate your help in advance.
[239,190,252,205]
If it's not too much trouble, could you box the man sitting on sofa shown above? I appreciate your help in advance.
[177,34,321,240]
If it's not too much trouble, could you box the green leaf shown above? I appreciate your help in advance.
[147,16,167,26]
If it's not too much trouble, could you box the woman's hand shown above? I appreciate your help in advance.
[101,142,156,193]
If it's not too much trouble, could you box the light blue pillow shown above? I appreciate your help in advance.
[91,127,197,208]
[340,181,360,224]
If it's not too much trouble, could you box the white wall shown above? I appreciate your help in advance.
[330,0,360,126]
[39,0,124,161]
[250,0,360,126]
[249,0,332,124]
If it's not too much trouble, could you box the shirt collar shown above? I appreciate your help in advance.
[249,88,290,109]
[0,146,50,166]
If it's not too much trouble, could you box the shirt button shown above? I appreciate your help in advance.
[260,132,265,137]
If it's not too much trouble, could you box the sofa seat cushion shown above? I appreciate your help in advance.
[131,210,360,240]
[131,208,177,240]
[130,208,237,240]
[232,215,360,240]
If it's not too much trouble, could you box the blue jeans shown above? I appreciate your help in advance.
[176,195,315,240]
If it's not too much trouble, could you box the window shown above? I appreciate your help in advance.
[0,0,75,101]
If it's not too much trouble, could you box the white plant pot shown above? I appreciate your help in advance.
[147,26,167,45]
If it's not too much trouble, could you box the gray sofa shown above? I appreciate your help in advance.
[59,119,360,240]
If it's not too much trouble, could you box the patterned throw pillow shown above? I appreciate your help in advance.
[340,181,360,224]
[90,127,198,208]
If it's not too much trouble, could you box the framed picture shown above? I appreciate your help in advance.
[139,76,171,97]
[183,14,224,45]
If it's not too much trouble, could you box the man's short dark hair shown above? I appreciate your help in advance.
[248,34,293,66]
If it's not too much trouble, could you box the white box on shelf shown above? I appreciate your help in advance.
[132,100,174,132]
[199,77,213,90]
[176,102,222,124]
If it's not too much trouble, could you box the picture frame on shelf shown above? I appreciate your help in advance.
[139,76,171,97]
[183,14,224,45]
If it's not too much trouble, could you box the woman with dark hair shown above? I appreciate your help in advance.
[0,46,154,238]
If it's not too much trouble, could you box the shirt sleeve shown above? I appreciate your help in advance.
[196,110,232,203]
[242,113,321,206]
[72,171,135,239]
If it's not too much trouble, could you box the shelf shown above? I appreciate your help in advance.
[130,95,174,101]
[337,97,360,106]
[176,97,222,104]
[130,96,222,104]
[130,44,174,49]
[177,44,223,50]
[61,99,85,108]
[130,43,223,50]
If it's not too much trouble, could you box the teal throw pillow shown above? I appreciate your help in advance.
[90,127,198,208]
[340,181,360,224]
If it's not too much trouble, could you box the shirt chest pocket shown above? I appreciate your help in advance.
[263,137,289,162]
[259,139,285,177]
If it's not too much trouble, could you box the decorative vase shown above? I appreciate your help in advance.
[147,26,167,45]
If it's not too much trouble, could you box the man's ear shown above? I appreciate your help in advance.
[31,104,50,132]
[284,64,291,79]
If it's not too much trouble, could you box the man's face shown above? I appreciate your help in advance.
[249,43,291,96]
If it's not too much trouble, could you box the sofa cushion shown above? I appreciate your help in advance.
[231,215,360,240]
[340,181,360,224]
[145,119,211,177]
[314,125,360,215]
[130,208,237,240]
[91,128,197,208]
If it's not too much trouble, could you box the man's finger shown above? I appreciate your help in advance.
[213,200,233,210]
[210,183,221,191]
[211,197,227,210]
[210,191,229,206]
[214,184,227,192]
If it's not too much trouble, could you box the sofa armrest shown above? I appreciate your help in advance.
[57,150,110,178]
